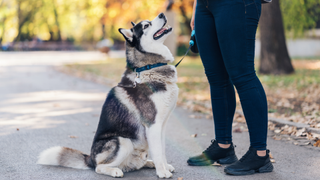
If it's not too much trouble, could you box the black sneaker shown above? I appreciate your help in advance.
[187,140,238,166]
[224,147,274,175]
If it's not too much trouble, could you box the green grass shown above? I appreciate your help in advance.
[258,69,320,90]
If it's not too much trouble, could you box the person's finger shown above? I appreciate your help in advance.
[190,20,194,30]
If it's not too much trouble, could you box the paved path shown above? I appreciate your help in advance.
[0,51,319,180]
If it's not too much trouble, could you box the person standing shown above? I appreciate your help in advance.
[187,0,274,175]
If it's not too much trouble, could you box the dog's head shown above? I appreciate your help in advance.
[118,13,174,68]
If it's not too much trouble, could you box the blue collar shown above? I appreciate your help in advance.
[135,63,167,73]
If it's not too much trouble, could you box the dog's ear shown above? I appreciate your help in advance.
[131,22,136,26]
[118,28,134,45]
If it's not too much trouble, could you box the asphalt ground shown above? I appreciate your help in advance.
[0,52,319,180]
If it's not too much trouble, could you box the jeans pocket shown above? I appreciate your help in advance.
[243,0,261,19]
[242,0,255,6]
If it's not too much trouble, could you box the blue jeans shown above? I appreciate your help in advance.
[194,0,268,150]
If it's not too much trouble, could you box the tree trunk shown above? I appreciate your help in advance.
[14,0,34,42]
[259,0,294,75]
[179,0,191,35]
[0,17,5,47]
[52,0,61,41]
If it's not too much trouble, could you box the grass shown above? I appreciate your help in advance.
[62,56,320,124]
[259,69,320,90]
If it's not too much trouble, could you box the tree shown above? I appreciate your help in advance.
[280,0,320,37]
[259,0,294,75]
[14,0,41,41]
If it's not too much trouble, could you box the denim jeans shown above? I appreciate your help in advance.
[194,0,268,150]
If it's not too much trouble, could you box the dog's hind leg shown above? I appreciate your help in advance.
[96,165,124,177]
[95,137,133,178]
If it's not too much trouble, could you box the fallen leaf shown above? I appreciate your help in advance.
[69,135,77,138]
[270,159,276,163]
[304,142,311,146]
[269,152,274,159]
[191,134,197,138]
[274,129,282,134]
[233,128,242,133]
[212,162,221,166]
[312,133,320,140]
[307,132,313,140]
[272,136,281,140]
[295,128,306,137]
[177,177,183,180]
[313,140,320,147]
[16,128,19,131]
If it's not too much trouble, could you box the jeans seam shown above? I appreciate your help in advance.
[253,82,267,150]
[242,0,246,13]
[223,87,229,142]
[254,1,261,19]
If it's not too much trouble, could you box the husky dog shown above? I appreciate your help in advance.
[37,13,178,179]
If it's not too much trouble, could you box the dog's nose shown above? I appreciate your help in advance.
[158,13,164,19]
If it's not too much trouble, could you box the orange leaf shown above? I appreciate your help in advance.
[313,140,320,147]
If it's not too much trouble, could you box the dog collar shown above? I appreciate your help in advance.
[118,63,167,88]
[134,63,167,73]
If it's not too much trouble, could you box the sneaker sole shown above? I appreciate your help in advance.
[187,154,238,166]
[224,161,274,175]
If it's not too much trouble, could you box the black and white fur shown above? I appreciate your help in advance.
[37,13,178,178]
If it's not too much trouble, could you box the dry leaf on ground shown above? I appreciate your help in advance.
[313,140,320,147]
[212,162,221,166]
[69,135,77,138]
[269,152,274,159]
[177,177,183,180]
[191,134,197,138]
[233,128,242,133]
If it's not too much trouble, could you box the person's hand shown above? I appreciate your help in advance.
[190,16,195,30]
[190,0,196,30]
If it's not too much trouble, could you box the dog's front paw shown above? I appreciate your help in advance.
[167,164,175,173]
[111,168,124,178]
[157,169,173,179]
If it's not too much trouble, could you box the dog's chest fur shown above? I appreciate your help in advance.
[117,65,178,126]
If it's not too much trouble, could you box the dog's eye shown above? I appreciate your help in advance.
[144,24,149,29]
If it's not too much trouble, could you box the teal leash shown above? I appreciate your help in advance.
[175,30,196,68]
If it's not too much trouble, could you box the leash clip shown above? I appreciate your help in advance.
[134,69,141,84]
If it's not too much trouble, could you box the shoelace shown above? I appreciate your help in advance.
[203,139,216,153]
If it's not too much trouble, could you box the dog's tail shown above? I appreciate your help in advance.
[37,146,94,169]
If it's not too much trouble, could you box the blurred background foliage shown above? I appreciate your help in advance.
[281,0,320,37]
[0,0,319,44]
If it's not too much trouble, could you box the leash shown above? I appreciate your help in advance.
[175,30,197,68]
[175,45,191,67]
